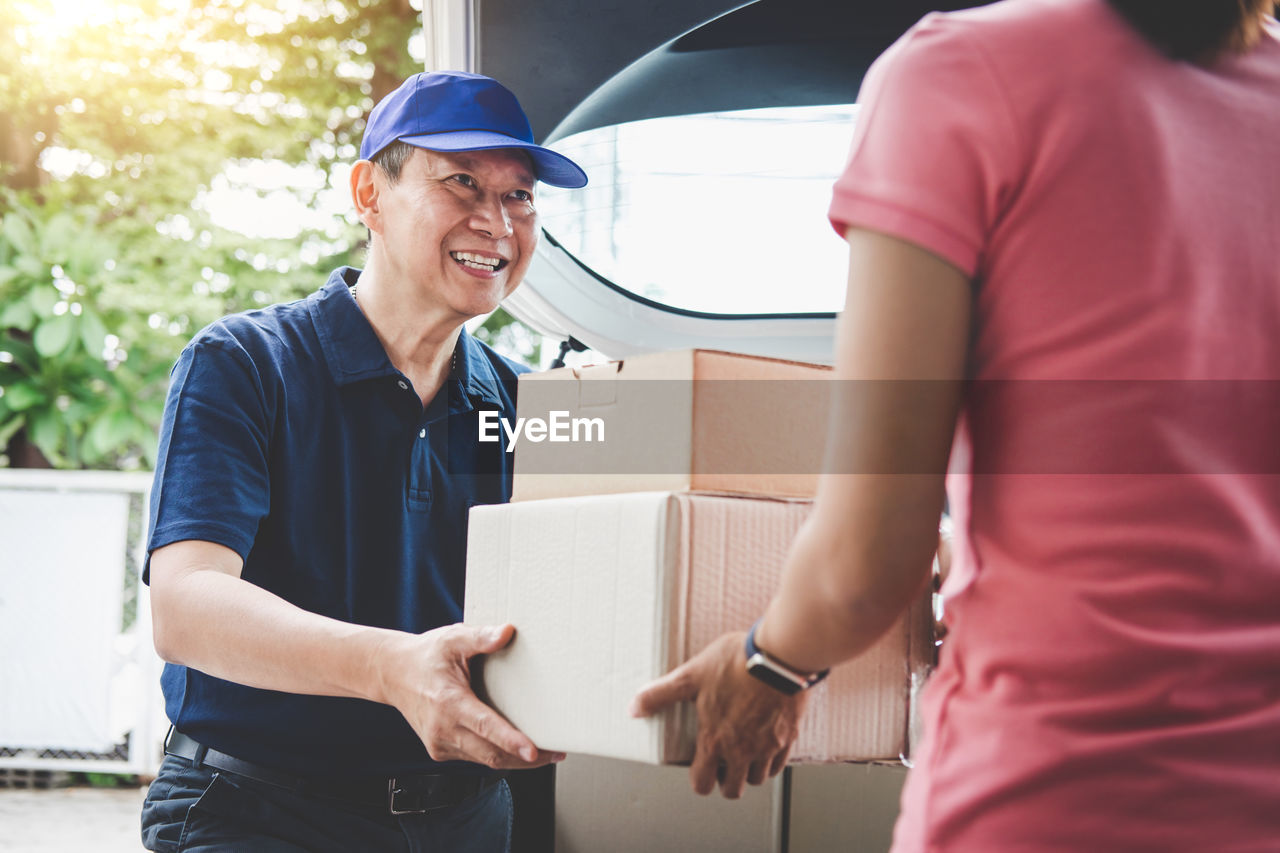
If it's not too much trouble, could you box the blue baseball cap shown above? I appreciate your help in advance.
[360,71,588,189]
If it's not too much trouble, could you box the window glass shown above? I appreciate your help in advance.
[537,105,860,316]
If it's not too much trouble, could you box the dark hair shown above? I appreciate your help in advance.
[1107,0,1275,61]
[359,141,417,247]
[370,140,416,184]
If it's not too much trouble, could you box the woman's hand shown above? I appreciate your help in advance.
[629,632,806,798]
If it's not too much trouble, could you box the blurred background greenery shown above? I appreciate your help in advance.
[0,0,540,471]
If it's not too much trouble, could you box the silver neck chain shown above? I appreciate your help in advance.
[350,284,457,375]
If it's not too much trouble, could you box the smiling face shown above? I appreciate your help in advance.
[359,146,539,323]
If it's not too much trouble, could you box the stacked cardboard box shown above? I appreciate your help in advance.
[553,756,908,853]
[508,349,831,501]
[464,349,933,766]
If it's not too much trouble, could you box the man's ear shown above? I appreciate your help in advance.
[350,160,381,234]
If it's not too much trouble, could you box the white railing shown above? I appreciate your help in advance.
[0,468,166,776]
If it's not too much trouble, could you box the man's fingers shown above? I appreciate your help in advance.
[746,759,767,787]
[441,727,515,768]
[426,692,565,769]
[455,692,540,763]
[442,728,560,770]
[629,662,699,718]
[448,623,516,657]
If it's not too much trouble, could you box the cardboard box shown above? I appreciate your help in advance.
[509,349,831,502]
[555,755,785,853]
[553,756,907,853]
[464,491,933,765]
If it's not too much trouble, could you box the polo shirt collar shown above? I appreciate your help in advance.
[311,267,393,385]
[310,266,503,407]
[455,324,504,408]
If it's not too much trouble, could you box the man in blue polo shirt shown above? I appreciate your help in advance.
[140,72,587,852]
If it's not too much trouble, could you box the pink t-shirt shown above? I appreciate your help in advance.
[829,1,1280,850]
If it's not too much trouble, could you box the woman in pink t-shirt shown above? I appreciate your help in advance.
[635,1,1280,849]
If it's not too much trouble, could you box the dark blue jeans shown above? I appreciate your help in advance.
[141,755,512,853]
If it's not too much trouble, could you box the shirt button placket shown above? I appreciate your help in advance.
[409,422,431,511]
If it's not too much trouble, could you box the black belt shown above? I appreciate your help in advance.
[164,728,502,815]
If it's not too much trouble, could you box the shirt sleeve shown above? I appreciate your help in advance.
[829,12,1022,277]
[144,335,272,581]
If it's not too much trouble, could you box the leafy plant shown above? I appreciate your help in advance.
[0,199,169,468]
[0,0,419,469]
[79,771,137,788]
[472,306,545,367]
[1,0,537,470]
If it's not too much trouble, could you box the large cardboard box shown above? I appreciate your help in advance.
[465,491,933,765]
[509,349,831,502]
[555,755,785,853]
[553,757,907,853]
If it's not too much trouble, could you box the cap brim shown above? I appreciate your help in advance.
[398,130,588,189]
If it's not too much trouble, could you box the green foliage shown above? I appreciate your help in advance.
[0,0,426,469]
[472,306,544,367]
[80,771,137,788]
[0,198,170,468]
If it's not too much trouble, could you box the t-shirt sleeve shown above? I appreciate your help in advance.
[829,13,1021,277]
[144,336,272,581]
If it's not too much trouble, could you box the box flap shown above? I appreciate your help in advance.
[576,360,620,406]
[512,354,696,502]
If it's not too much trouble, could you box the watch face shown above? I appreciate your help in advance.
[746,655,804,695]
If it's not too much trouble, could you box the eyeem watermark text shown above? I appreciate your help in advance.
[478,410,605,451]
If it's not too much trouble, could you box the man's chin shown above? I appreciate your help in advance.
[451,297,505,326]
[441,276,521,324]
[474,284,522,315]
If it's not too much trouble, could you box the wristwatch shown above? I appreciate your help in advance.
[744,620,830,695]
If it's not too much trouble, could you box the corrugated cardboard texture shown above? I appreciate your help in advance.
[672,493,923,762]
[511,350,830,502]
[466,491,932,765]
[786,764,909,853]
[553,758,907,853]
[555,755,785,853]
